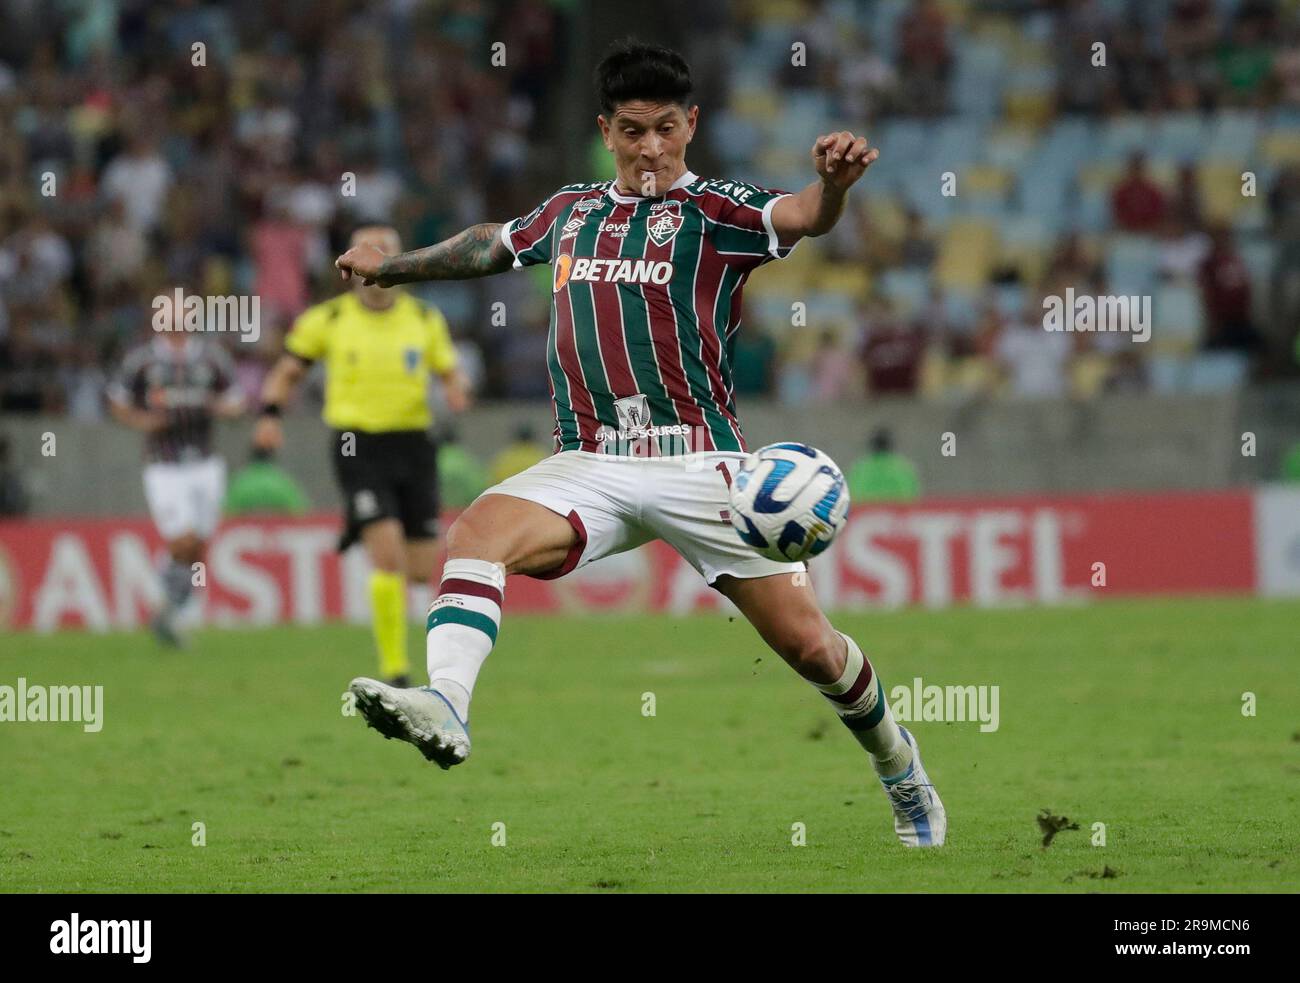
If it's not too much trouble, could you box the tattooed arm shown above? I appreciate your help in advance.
[335,223,514,286]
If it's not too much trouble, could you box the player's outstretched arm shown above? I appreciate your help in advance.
[772,131,878,244]
[335,223,513,287]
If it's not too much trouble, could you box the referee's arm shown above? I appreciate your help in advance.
[438,366,471,413]
[252,352,311,451]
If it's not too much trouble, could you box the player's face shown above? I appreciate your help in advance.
[598,101,697,197]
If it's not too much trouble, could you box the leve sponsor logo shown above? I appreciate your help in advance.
[553,256,674,292]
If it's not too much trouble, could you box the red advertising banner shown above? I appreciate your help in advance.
[0,489,1260,632]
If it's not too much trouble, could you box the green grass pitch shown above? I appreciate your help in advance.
[1,596,1295,892]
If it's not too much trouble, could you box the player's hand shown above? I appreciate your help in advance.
[812,131,878,192]
[252,415,284,451]
[335,243,391,287]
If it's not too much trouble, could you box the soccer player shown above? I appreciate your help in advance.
[108,295,245,645]
[254,225,470,687]
[336,43,946,847]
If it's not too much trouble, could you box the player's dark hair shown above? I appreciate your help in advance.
[595,39,693,114]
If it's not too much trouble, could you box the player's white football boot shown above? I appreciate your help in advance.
[879,726,946,847]
[349,678,471,770]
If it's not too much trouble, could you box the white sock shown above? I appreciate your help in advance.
[814,632,912,778]
[426,558,506,722]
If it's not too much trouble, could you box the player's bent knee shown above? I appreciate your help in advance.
[442,509,520,570]
[443,511,491,560]
[445,495,575,573]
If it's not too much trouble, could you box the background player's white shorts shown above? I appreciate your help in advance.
[480,450,805,584]
[143,457,226,541]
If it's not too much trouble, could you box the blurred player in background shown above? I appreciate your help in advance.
[335,42,946,848]
[254,225,470,686]
[108,294,245,645]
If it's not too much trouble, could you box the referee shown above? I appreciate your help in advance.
[254,225,470,685]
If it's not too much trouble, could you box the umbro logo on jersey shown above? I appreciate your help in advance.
[553,255,674,291]
[559,216,585,240]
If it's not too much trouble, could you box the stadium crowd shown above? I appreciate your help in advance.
[0,0,567,418]
[715,0,1300,403]
[2,0,1299,423]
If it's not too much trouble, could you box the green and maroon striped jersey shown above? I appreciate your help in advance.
[499,170,795,456]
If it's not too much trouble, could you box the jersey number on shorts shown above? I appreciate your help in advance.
[715,461,732,524]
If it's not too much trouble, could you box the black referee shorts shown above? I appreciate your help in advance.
[331,429,441,551]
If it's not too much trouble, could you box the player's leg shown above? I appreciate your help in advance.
[152,531,202,645]
[716,571,945,847]
[331,431,413,682]
[360,518,411,685]
[350,451,647,767]
[714,572,907,763]
[419,451,651,726]
[422,491,578,707]
[644,451,945,846]
[143,462,185,642]
[444,490,580,575]
[144,460,216,646]
[349,492,579,767]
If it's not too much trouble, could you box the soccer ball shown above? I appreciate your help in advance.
[728,442,850,563]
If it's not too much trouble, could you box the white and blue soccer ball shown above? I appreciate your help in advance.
[728,442,850,563]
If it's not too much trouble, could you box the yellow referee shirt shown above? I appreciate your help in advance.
[285,292,458,433]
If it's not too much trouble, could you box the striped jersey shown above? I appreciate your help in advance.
[108,336,238,463]
[499,170,794,455]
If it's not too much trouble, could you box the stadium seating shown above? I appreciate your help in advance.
[708,0,1295,402]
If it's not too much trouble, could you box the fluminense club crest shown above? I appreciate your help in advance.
[646,200,684,247]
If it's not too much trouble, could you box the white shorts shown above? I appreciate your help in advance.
[480,450,805,585]
[143,457,226,541]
